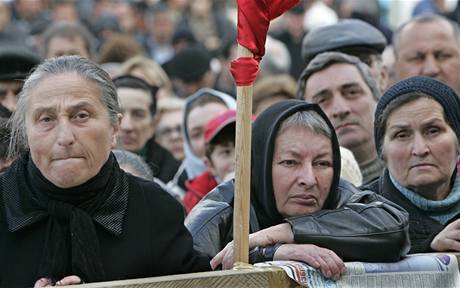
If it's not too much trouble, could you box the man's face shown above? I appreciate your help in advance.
[26,73,119,188]
[46,36,90,59]
[0,80,23,112]
[118,88,155,153]
[394,20,460,92]
[304,63,376,151]
[187,102,228,158]
[272,126,333,217]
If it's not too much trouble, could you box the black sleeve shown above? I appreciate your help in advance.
[286,190,410,262]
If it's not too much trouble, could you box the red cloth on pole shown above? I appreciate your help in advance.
[231,0,301,86]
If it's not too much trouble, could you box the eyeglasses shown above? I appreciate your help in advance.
[156,125,182,138]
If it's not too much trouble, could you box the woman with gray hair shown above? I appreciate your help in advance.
[1,56,209,287]
[367,76,460,253]
[186,100,409,280]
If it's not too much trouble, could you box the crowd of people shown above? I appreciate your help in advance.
[0,0,460,286]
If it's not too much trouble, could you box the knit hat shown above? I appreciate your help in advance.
[374,76,460,158]
[204,110,237,144]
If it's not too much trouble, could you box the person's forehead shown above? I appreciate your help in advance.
[0,80,23,89]
[188,103,227,128]
[400,20,456,43]
[307,63,368,90]
[388,97,444,121]
[28,73,102,106]
[118,88,152,108]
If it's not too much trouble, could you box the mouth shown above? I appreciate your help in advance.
[410,163,435,169]
[290,195,318,206]
[335,122,357,131]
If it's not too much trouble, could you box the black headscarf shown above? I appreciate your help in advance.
[250,100,341,229]
[1,152,129,282]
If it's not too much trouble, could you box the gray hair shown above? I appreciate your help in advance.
[9,55,120,157]
[278,110,332,140]
[298,51,381,101]
[393,14,460,58]
[112,149,154,181]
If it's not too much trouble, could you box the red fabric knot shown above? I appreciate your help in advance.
[230,57,259,86]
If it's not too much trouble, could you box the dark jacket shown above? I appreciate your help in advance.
[186,100,409,262]
[145,138,181,183]
[0,153,209,287]
[365,170,460,253]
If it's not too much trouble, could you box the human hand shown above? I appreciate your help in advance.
[431,219,460,251]
[210,241,235,270]
[274,244,346,281]
[34,275,83,287]
[248,223,294,248]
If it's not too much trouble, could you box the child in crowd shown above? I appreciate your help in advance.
[183,110,237,213]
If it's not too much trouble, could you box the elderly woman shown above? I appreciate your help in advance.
[369,76,460,253]
[186,100,409,280]
[0,56,209,287]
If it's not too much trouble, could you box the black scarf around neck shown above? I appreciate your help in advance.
[1,152,129,282]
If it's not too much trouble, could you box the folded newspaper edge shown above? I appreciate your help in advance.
[254,254,460,288]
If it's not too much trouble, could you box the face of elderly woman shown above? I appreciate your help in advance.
[383,98,458,200]
[272,126,333,217]
[25,73,119,188]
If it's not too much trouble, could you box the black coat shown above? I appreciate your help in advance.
[145,138,181,183]
[0,155,209,287]
[365,170,460,253]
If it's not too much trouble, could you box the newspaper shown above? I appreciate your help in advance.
[255,254,460,288]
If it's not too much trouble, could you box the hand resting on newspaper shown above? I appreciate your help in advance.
[210,223,346,280]
[431,219,460,251]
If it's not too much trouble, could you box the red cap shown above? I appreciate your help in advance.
[204,110,237,144]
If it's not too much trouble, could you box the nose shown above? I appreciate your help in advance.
[421,55,441,78]
[330,95,351,120]
[411,133,429,157]
[120,114,133,131]
[56,120,75,147]
[297,163,317,188]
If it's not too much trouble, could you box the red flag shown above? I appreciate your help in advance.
[231,0,301,86]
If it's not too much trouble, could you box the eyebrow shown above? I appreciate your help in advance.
[31,101,95,119]
[341,82,363,90]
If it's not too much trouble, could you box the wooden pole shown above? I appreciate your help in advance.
[233,44,254,267]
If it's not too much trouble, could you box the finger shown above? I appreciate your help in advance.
[325,249,345,279]
[316,256,332,279]
[319,251,343,281]
[34,278,52,288]
[56,275,82,285]
[442,238,460,251]
[210,251,224,270]
[222,248,235,270]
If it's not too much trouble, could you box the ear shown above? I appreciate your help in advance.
[111,113,123,149]
[379,64,389,93]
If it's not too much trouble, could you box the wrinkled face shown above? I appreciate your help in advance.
[208,142,235,182]
[0,80,23,112]
[272,126,333,217]
[395,20,460,93]
[118,87,154,152]
[383,98,458,200]
[155,109,184,160]
[187,102,228,158]
[304,63,376,151]
[26,73,119,188]
[46,36,90,59]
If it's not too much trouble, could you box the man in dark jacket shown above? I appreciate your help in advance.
[186,100,409,280]
[113,75,180,183]
[0,56,209,287]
